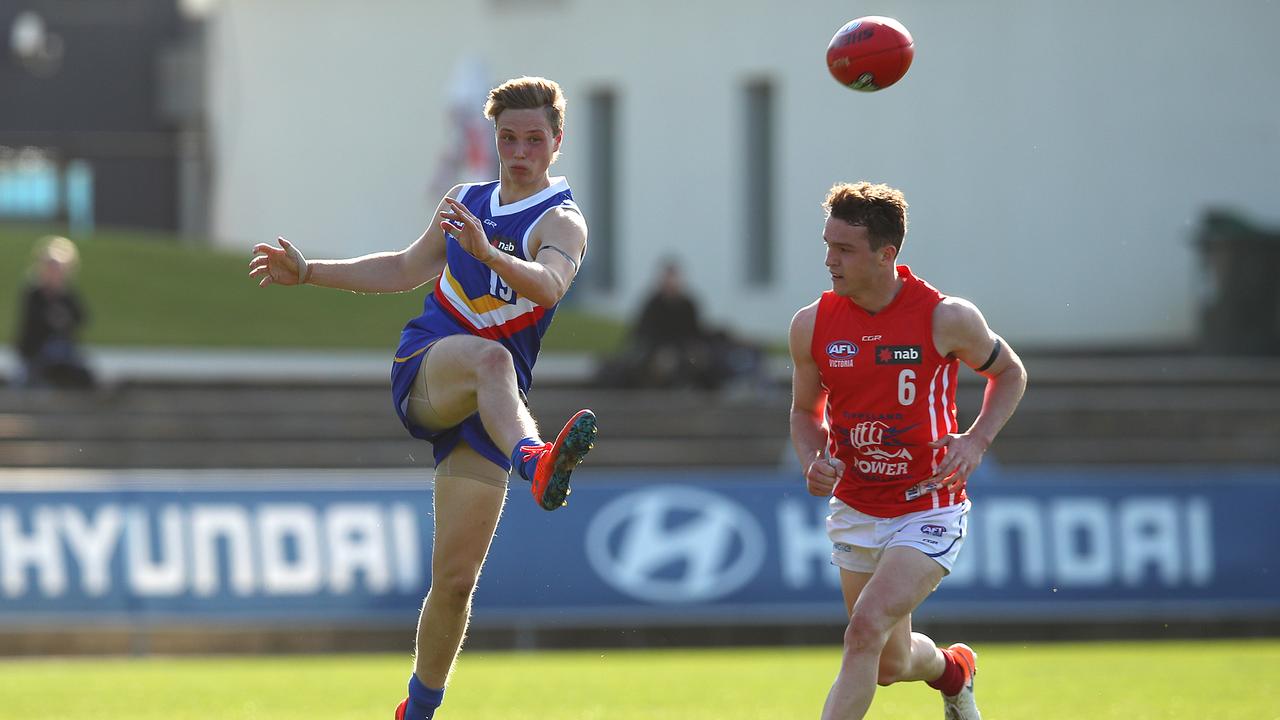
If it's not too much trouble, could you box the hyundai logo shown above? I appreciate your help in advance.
[585,486,766,604]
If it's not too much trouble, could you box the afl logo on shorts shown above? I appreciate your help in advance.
[827,340,858,368]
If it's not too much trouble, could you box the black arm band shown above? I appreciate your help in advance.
[976,338,1002,373]
[537,244,579,271]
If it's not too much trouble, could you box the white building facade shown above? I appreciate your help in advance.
[203,0,1280,349]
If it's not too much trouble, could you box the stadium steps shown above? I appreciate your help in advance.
[0,385,791,469]
[957,382,1280,464]
[2,353,1280,469]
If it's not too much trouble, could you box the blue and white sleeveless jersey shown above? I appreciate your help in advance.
[390,177,579,466]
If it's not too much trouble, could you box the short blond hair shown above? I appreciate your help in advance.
[823,182,909,252]
[484,76,566,137]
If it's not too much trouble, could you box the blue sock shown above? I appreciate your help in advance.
[510,436,542,483]
[405,674,444,720]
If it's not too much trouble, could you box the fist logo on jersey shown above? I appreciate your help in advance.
[850,421,913,461]
[850,421,914,479]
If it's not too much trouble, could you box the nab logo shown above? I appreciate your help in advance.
[876,345,922,365]
[495,238,517,254]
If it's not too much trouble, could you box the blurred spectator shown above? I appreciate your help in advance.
[13,235,94,388]
[631,258,708,387]
[598,258,765,391]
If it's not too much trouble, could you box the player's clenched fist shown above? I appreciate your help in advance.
[805,453,844,496]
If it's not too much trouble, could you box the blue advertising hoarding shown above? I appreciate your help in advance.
[0,467,1276,627]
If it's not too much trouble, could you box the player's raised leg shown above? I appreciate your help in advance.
[412,334,596,510]
[412,334,537,453]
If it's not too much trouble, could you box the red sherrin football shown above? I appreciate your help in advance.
[826,16,915,91]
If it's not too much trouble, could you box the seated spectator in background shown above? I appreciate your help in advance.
[13,235,94,388]
[631,258,713,388]
[598,258,766,391]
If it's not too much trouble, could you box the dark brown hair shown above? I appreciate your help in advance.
[823,181,909,251]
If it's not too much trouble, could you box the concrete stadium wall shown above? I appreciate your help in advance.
[204,0,1280,349]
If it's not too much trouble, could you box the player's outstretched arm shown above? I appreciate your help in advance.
[789,302,845,496]
[439,197,587,308]
[927,297,1028,489]
[248,188,459,293]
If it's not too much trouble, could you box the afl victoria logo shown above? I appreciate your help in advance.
[826,340,859,360]
[585,486,766,604]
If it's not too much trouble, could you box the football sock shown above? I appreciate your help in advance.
[405,674,445,720]
[926,647,965,696]
[511,436,543,483]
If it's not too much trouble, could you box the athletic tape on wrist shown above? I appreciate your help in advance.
[284,243,310,285]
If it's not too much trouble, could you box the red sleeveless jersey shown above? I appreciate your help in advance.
[811,265,963,517]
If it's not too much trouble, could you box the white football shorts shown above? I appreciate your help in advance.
[827,497,971,574]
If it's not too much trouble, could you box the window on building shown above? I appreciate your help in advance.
[582,87,617,291]
[743,78,775,285]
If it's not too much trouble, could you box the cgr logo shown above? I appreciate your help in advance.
[585,486,766,604]
[483,218,498,228]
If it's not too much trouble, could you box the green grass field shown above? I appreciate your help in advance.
[0,223,627,353]
[0,640,1276,719]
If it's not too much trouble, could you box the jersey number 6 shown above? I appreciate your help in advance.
[898,369,916,405]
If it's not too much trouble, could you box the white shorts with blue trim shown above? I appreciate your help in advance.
[827,497,970,574]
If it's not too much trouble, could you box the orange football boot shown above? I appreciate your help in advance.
[522,409,597,510]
